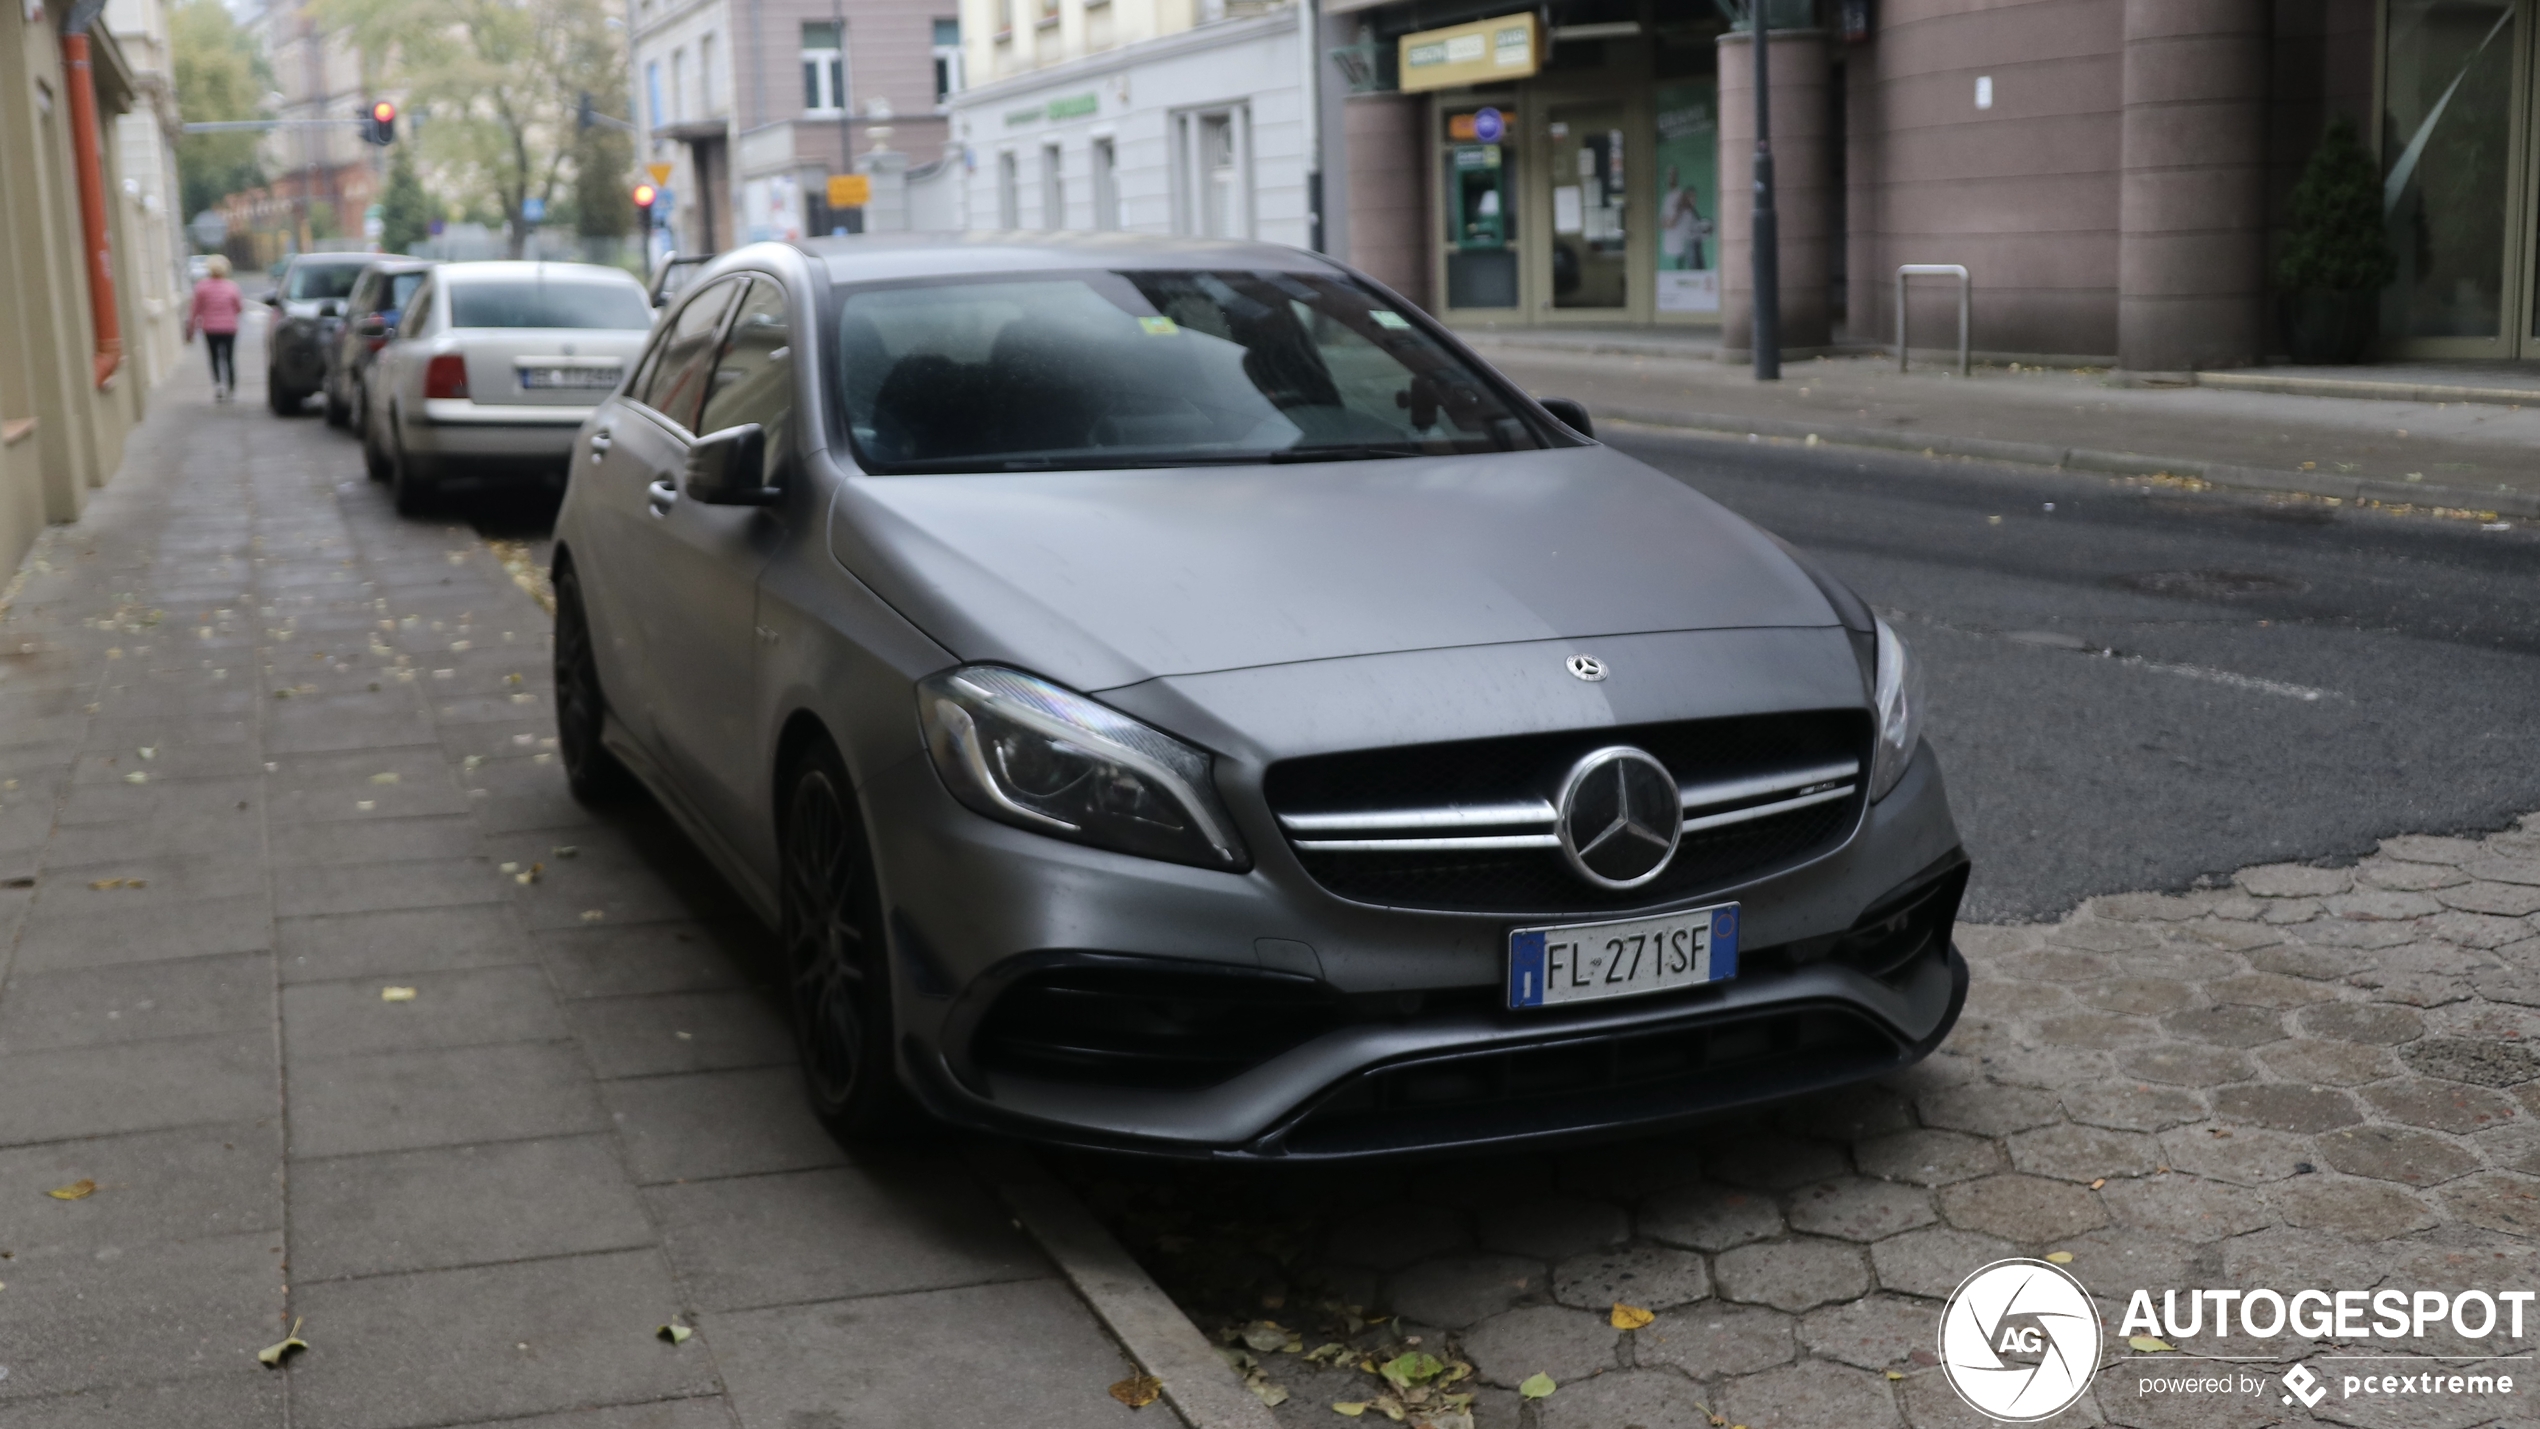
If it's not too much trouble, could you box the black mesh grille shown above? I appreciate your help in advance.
[1264,711,1871,914]
[972,963,1341,1090]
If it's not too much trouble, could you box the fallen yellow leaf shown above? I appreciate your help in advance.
[47,1179,95,1200]
[2045,1251,2074,1264]
[2088,1178,2106,1190]
[1109,1374,1163,1408]
[258,1318,308,1367]
[369,772,399,784]
[1518,1372,1556,1399]
[657,1323,692,1345]
[2129,1335,2174,1353]
[1886,1370,1904,1380]
[1610,1302,1655,1330]
[381,986,418,1002]
[1332,1404,1368,1419]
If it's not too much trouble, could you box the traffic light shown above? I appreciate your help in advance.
[631,183,658,212]
[362,100,397,146]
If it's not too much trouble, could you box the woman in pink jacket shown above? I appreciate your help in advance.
[184,255,244,401]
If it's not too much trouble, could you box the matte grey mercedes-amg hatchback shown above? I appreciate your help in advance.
[551,233,1967,1159]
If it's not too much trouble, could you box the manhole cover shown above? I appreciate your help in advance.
[2108,570,2308,599]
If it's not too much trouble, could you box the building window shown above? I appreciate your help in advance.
[997,0,1015,38]
[700,33,717,114]
[670,48,687,123]
[1041,144,1065,228]
[1038,0,1058,24]
[802,22,846,114]
[932,19,962,103]
[997,150,1019,228]
[646,59,664,131]
[1175,106,1249,238]
[1091,137,1118,229]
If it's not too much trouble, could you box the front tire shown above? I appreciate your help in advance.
[324,378,349,427]
[553,563,634,804]
[267,370,297,416]
[781,742,918,1141]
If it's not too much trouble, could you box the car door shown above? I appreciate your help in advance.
[575,274,743,759]
[619,274,797,841]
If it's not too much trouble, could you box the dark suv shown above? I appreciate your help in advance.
[264,254,374,415]
[322,259,433,430]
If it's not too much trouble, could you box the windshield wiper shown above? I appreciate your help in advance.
[1265,444,1435,463]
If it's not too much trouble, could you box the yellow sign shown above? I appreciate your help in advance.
[826,173,871,208]
[644,162,674,186]
[1399,12,1539,93]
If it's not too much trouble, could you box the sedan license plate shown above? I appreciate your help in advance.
[1507,904,1739,1010]
[519,366,620,390]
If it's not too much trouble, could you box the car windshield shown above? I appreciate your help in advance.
[449,280,651,330]
[834,270,1549,472]
[287,263,366,301]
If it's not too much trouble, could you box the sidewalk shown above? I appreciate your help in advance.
[0,338,1188,1427]
[1469,334,2540,518]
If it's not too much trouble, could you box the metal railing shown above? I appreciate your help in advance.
[1896,264,1971,375]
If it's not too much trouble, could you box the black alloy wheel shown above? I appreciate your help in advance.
[780,742,915,1139]
[552,563,633,803]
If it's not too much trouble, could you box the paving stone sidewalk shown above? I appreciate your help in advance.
[1073,822,2540,1429]
[1472,341,2540,517]
[0,337,1157,1426]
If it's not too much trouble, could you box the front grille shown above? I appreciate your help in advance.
[971,963,1340,1090]
[1264,711,1870,913]
[1275,1003,1901,1157]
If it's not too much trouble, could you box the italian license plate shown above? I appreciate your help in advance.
[519,366,620,390]
[1507,904,1739,1010]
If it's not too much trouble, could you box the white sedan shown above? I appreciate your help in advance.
[364,261,655,513]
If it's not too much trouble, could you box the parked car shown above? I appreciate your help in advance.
[549,235,1968,1159]
[364,260,654,513]
[264,253,374,415]
[323,258,434,430]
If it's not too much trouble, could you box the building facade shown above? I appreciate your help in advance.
[2,0,165,571]
[630,0,957,254]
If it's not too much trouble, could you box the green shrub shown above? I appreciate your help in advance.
[2277,116,2396,292]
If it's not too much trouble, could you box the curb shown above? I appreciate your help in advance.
[1585,403,2540,519]
[2191,369,2540,410]
[970,1144,1278,1429]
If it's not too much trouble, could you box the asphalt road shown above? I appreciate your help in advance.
[1606,422,2540,921]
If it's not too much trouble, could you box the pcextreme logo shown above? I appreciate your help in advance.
[1940,1259,2102,1422]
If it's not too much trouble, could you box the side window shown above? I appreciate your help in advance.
[636,277,743,432]
[400,282,433,338]
[694,277,795,482]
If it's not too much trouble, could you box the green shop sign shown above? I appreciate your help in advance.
[1005,92,1099,126]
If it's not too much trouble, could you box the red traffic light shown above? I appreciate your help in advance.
[631,183,658,210]
[371,100,396,124]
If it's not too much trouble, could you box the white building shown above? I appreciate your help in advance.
[106,0,184,388]
[946,6,1314,246]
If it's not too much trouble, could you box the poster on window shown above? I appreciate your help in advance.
[1654,80,1719,314]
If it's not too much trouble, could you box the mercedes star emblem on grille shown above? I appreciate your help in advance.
[1566,654,1607,682]
[1554,747,1683,889]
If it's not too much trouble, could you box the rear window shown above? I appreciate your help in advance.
[449,280,652,331]
[286,262,366,301]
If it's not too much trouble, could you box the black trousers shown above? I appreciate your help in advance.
[205,333,236,390]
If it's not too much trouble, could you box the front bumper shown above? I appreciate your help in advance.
[870,731,1968,1159]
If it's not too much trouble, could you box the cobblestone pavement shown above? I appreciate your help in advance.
[1073,823,2540,1429]
[0,341,1152,1426]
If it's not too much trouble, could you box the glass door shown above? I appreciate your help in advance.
[1546,103,1630,311]
[2381,0,2529,356]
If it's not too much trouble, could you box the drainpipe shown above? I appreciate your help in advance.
[61,0,123,389]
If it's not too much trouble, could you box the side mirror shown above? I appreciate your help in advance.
[1540,397,1594,439]
[265,294,283,308]
[355,314,388,337]
[319,300,343,319]
[685,424,780,505]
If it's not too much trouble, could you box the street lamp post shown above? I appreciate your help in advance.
[1750,0,1780,381]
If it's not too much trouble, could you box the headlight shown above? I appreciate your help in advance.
[919,666,1249,871]
[1868,617,1926,801]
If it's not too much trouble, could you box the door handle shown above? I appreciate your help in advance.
[588,427,612,462]
[647,478,677,516]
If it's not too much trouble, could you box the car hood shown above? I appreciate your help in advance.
[828,444,1839,690]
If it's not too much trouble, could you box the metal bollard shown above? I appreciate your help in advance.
[1896,264,1971,375]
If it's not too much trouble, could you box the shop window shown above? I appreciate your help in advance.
[997,151,1020,228]
[1175,107,1249,238]
[1042,144,1066,229]
[1092,138,1120,230]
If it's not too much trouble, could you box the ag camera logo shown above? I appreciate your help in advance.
[1941,1258,2102,1421]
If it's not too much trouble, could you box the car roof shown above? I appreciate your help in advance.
[366,258,435,272]
[437,260,643,286]
[292,253,375,267]
[793,232,1347,286]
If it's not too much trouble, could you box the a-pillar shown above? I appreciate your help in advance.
[1717,26,1834,359]
[2118,0,2269,369]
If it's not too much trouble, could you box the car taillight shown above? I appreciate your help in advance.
[365,337,387,353]
[424,354,468,400]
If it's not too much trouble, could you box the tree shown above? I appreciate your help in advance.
[317,0,627,258]
[171,0,270,221]
[2277,116,2398,293]
[380,145,432,254]
[573,123,633,239]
